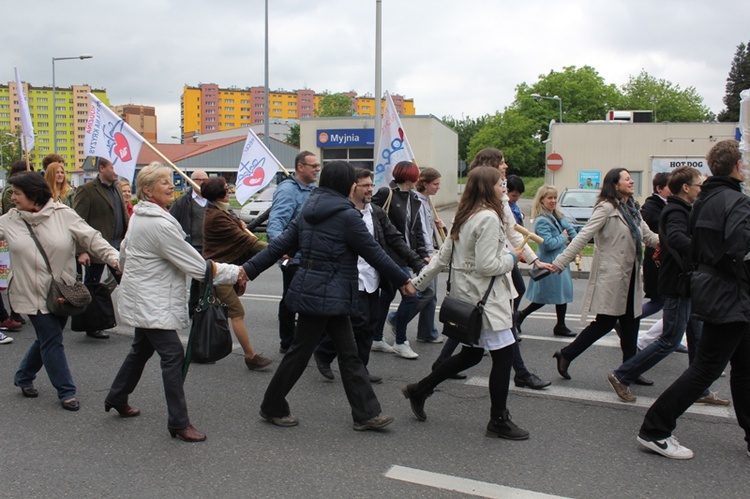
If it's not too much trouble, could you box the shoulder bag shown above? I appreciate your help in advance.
[187,260,233,364]
[24,221,91,316]
[438,244,495,345]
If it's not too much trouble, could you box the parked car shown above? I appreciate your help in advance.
[557,188,600,234]
[239,185,276,227]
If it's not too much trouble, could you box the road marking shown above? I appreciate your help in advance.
[465,377,735,420]
[385,465,568,498]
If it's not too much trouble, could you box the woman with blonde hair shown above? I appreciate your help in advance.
[516,185,577,337]
[44,162,75,207]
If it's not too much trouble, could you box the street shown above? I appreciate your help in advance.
[1,267,748,498]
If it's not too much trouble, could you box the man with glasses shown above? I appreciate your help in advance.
[268,151,320,353]
[169,169,210,316]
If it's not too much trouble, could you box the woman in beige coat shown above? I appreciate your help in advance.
[401,167,528,440]
[550,168,658,379]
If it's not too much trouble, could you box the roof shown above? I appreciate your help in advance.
[137,136,246,164]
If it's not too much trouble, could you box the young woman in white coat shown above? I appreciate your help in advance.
[401,167,529,440]
[550,168,659,379]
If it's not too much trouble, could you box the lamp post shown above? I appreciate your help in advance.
[171,135,189,166]
[530,93,563,123]
[52,54,93,154]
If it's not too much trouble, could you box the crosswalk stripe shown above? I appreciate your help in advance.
[385,465,569,498]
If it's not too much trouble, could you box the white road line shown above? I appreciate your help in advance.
[465,376,735,420]
[385,465,569,498]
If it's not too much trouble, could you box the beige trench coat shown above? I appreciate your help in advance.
[552,200,658,321]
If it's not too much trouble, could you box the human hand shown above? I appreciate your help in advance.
[400,280,417,296]
[423,256,431,263]
[435,219,445,229]
[237,266,249,287]
[561,229,569,240]
[535,261,557,272]
[109,258,120,273]
[549,263,564,273]
[511,246,524,260]
[77,252,91,266]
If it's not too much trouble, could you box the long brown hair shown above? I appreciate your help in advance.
[451,167,504,241]
[44,162,71,201]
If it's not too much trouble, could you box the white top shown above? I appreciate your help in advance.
[356,204,380,293]
[192,189,208,207]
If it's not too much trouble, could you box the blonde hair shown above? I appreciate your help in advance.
[136,162,171,201]
[44,162,71,201]
[531,185,563,219]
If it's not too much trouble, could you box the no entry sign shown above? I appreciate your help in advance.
[546,152,563,171]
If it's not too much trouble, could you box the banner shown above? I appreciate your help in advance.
[374,91,415,188]
[13,67,34,154]
[235,128,282,204]
[83,94,144,182]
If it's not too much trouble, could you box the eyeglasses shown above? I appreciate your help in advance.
[301,162,321,168]
[356,183,374,189]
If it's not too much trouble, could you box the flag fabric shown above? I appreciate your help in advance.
[13,67,34,153]
[374,91,416,188]
[83,93,144,182]
[235,128,282,204]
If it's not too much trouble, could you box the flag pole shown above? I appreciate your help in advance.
[22,136,30,170]
[141,140,201,192]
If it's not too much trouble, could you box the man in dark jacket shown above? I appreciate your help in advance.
[638,140,750,460]
[640,172,670,318]
[313,169,424,383]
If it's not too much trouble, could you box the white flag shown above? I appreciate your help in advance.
[83,93,144,182]
[235,128,282,204]
[13,67,34,154]
[374,91,416,188]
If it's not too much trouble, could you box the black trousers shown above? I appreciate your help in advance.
[640,321,750,444]
[316,290,379,368]
[261,314,381,423]
[106,328,190,431]
[278,264,299,350]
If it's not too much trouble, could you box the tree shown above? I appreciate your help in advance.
[441,115,489,163]
[315,92,354,117]
[718,41,750,122]
[285,122,300,147]
[466,110,543,176]
[621,70,714,122]
[0,127,24,174]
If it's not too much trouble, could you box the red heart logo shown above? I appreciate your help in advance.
[398,128,405,141]
[244,168,264,187]
[113,133,132,162]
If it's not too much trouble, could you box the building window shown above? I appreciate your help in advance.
[322,147,374,171]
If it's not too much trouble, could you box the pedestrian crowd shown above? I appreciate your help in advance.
[1,141,748,460]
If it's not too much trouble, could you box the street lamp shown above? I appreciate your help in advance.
[530,93,563,123]
[52,54,93,154]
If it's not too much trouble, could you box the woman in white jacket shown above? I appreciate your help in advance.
[401,167,528,439]
[105,163,247,443]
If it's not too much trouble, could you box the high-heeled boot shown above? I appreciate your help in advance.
[401,383,434,422]
[486,409,530,440]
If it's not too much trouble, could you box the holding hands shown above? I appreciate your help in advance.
[401,280,417,297]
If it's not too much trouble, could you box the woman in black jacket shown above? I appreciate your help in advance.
[371,161,429,359]
[242,161,416,431]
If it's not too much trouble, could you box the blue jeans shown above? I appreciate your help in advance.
[416,278,440,341]
[15,313,76,401]
[393,276,439,342]
[615,296,696,386]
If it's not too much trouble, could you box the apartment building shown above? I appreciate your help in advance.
[113,104,158,144]
[182,83,415,135]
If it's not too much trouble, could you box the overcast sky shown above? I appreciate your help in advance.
[3,0,748,142]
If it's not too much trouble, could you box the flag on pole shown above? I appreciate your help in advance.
[235,128,282,204]
[13,67,35,154]
[83,93,144,182]
[374,91,416,189]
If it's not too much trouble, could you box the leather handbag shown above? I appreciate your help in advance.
[188,260,233,364]
[25,221,91,316]
[438,245,495,346]
[71,282,117,332]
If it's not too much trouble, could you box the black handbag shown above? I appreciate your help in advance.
[438,245,495,345]
[71,282,116,332]
[187,260,233,364]
[24,221,91,316]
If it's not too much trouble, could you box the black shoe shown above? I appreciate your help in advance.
[553,324,576,337]
[313,352,334,380]
[634,375,654,386]
[432,360,467,380]
[486,410,529,440]
[514,311,525,336]
[61,399,80,411]
[86,330,110,339]
[553,350,571,380]
[401,383,433,421]
[514,373,551,390]
[14,382,38,398]
[369,374,383,384]
[10,312,26,325]
[279,346,289,354]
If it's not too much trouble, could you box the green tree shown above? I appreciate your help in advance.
[621,70,714,122]
[441,115,489,163]
[0,128,24,174]
[466,110,543,176]
[718,41,750,122]
[285,122,300,147]
[315,92,354,117]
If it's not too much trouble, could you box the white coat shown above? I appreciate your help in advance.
[413,209,516,333]
[117,201,239,331]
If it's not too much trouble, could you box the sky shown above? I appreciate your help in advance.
[3,0,748,143]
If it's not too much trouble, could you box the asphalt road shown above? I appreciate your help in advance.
[2,265,748,498]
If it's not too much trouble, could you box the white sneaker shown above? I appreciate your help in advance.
[0,332,13,344]
[637,434,694,460]
[371,340,395,353]
[393,341,419,359]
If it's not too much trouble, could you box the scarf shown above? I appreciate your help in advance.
[616,198,643,264]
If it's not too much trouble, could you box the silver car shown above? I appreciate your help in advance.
[239,185,276,226]
[558,188,600,234]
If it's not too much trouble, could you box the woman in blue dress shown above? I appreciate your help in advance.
[516,185,577,337]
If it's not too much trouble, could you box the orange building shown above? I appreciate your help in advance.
[113,105,158,144]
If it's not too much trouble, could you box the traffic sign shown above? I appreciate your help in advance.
[546,152,563,171]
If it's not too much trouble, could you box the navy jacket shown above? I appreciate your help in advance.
[243,188,410,316]
[657,196,692,297]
